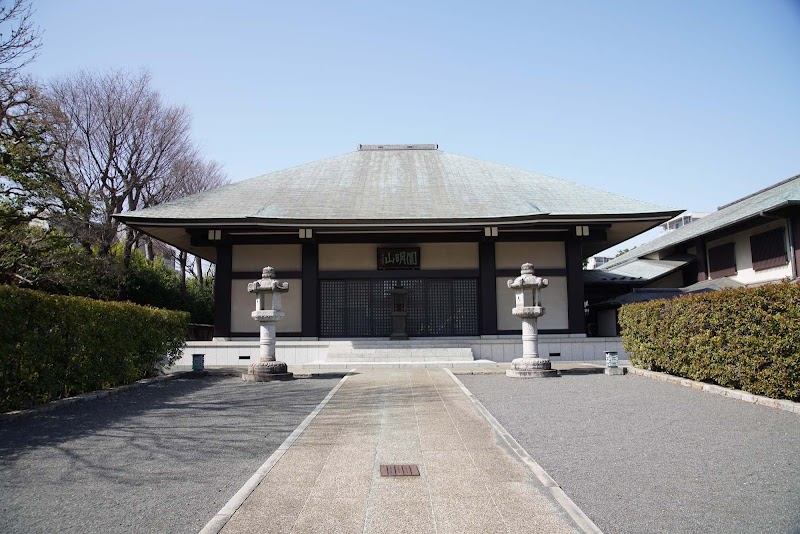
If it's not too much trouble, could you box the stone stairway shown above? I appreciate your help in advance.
[296,340,497,369]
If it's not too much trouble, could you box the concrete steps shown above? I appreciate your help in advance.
[295,360,498,370]
[298,340,497,369]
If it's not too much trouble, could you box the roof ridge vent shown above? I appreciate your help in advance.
[358,144,438,151]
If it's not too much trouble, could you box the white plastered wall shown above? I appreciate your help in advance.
[319,244,377,271]
[706,220,792,285]
[232,244,302,271]
[419,243,478,269]
[230,279,302,333]
[495,241,566,269]
[496,276,569,330]
[319,242,478,271]
[495,242,568,331]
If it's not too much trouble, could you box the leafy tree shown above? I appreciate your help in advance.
[124,247,213,323]
[0,214,124,298]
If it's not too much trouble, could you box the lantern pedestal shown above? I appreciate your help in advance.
[506,358,559,378]
[243,361,294,381]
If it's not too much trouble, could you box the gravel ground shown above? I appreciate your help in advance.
[459,372,800,534]
[0,374,340,534]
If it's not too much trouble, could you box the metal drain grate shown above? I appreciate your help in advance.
[380,464,420,477]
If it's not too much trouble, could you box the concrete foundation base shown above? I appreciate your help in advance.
[506,368,560,378]
[604,367,625,376]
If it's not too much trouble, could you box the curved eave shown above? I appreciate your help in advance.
[115,209,681,263]
[115,209,681,229]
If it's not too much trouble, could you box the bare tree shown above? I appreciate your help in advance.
[0,0,53,222]
[46,70,195,264]
[0,0,41,82]
[161,154,227,290]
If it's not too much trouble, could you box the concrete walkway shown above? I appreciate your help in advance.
[217,369,582,534]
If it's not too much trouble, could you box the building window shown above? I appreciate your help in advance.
[708,242,736,278]
[750,227,788,271]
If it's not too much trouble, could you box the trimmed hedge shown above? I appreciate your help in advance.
[619,282,800,401]
[0,285,188,412]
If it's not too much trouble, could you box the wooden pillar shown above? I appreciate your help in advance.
[565,239,585,334]
[301,242,319,338]
[479,241,497,336]
[789,215,800,279]
[213,243,232,338]
[695,237,708,282]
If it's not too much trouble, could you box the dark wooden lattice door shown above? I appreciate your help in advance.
[319,278,479,337]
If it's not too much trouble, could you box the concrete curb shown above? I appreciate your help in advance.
[1,372,193,423]
[198,370,355,534]
[583,363,800,416]
[444,369,603,534]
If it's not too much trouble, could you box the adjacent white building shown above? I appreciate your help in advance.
[589,174,800,336]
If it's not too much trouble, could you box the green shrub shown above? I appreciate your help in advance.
[124,250,214,324]
[619,282,800,401]
[0,285,188,412]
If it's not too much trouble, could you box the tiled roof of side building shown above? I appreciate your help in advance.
[601,174,800,270]
[117,146,679,223]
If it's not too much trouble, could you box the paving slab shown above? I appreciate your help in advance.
[218,369,581,534]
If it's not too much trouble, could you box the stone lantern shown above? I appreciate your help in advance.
[242,267,293,382]
[506,263,558,378]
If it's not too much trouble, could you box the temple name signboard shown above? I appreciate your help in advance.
[378,247,420,270]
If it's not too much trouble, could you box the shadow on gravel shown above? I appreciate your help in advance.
[0,376,331,481]
[0,375,341,534]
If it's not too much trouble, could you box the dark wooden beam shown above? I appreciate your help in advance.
[495,231,572,242]
[565,239,585,334]
[232,271,303,280]
[317,269,479,279]
[695,237,708,282]
[210,229,598,245]
[213,243,232,338]
[496,268,567,277]
[479,241,497,336]
[302,242,319,337]
[790,215,800,279]
[230,234,303,245]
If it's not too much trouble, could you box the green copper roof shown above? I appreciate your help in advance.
[118,146,677,224]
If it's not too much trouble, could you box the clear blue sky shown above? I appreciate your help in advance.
[26,0,800,253]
